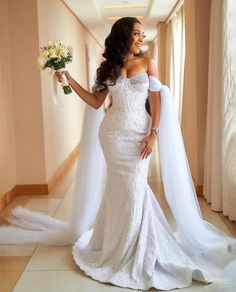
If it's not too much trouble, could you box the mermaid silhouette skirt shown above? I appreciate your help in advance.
[72,72,209,290]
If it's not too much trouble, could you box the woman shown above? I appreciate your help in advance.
[54,17,236,290]
[1,17,236,291]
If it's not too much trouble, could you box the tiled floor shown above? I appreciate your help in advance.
[0,158,236,292]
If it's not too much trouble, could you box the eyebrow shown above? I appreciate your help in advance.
[133,30,145,34]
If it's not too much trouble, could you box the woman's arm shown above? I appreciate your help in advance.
[55,71,108,109]
[147,58,161,132]
[139,58,161,159]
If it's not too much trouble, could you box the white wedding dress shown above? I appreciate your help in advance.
[0,70,236,291]
[71,71,234,290]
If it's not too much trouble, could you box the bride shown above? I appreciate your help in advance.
[1,17,236,291]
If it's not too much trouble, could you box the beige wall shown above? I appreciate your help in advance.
[8,0,46,184]
[182,0,211,186]
[0,0,17,195]
[0,0,103,198]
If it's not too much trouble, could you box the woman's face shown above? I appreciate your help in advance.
[129,22,146,55]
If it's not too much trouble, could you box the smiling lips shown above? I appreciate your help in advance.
[135,43,142,48]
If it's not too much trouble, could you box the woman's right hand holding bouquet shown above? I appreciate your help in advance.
[55,70,72,85]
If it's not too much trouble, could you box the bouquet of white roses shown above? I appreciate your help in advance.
[37,40,73,94]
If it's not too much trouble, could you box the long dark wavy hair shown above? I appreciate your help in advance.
[95,17,143,90]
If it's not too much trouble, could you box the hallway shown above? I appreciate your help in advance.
[1,0,236,291]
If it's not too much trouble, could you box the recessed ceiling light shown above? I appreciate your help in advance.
[104,4,145,9]
[107,16,144,20]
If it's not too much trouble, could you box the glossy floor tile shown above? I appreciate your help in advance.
[56,192,74,211]
[198,197,232,236]
[1,195,62,214]
[219,213,236,237]
[25,246,77,271]
[54,209,71,221]
[0,256,29,272]
[14,270,136,292]
[0,258,29,291]
[0,245,36,257]
[0,271,23,292]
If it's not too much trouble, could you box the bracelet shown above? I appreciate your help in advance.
[150,127,159,135]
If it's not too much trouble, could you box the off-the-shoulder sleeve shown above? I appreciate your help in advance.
[148,75,162,92]
[91,82,107,93]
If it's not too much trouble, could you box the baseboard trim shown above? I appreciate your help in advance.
[0,186,17,211]
[196,185,203,196]
[0,143,80,212]
[15,184,49,196]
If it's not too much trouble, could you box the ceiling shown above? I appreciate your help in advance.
[63,0,178,50]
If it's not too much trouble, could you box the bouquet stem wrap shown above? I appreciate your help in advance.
[56,68,72,95]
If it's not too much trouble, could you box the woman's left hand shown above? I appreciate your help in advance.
[139,132,156,159]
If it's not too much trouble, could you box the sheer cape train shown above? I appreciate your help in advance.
[0,76,236,280]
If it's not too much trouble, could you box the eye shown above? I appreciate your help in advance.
[133,32,145,38]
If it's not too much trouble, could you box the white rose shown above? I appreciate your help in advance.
[41,50,49,58]
[60,48,68,58]
[49,48,57,58]
[47,40,53,46]
[37,55,47,69]
[53,40,62,48]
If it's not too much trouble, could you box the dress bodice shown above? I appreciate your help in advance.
[106,70,163,113]
[107,70,150,112]
[92,70,162,113]
[98,70,163,140]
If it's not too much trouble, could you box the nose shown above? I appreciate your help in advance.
[138,39,143,45]
[138,35,144,42]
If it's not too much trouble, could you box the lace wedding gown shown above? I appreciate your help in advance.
[72,71,214,290]
[1,71,236,291]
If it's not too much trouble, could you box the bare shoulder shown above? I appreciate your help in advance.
[125,56,158,77]
[142,57,159,77]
